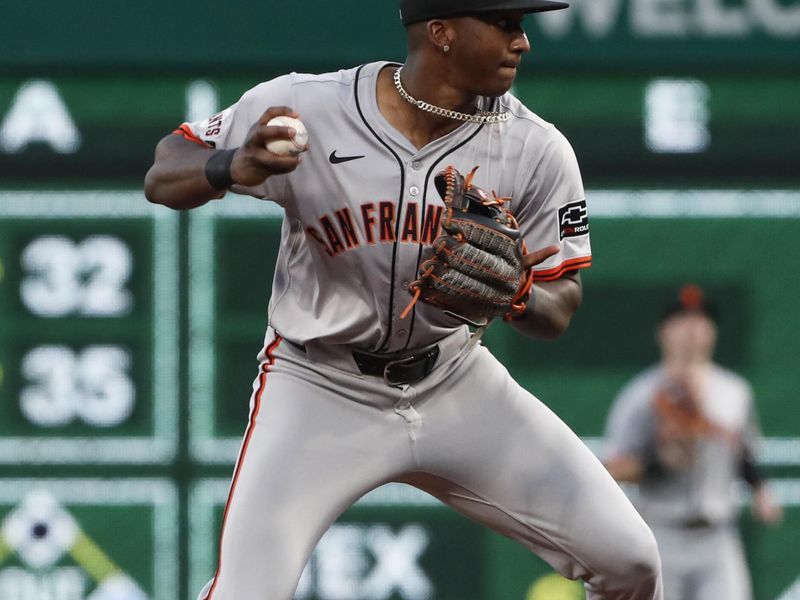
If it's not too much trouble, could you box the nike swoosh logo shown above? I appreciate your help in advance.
[329,151,365,164]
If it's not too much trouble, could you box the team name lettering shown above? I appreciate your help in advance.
[420,205,444,245]
[379,201,396,243]
[360,203,377,244]
[306,201,444,257]
[306,227,333,257]
[320,215,346,255]
[401,203,418,242]
[335,208,360,249]
[204,112,224,137]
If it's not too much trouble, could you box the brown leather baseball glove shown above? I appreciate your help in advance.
[400,165,533,326]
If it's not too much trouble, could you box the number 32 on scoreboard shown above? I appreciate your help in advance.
[20,235,133,317]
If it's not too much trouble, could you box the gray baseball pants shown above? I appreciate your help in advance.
[199,327,663,600]
[652,522,751,600]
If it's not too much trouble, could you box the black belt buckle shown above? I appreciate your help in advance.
[383,346,440,386]
[352,344,440,386]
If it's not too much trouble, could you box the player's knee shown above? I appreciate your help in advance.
[584,519,661,599]
[608,524,662,596]
[622,549,661,595]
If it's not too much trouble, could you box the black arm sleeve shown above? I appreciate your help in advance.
[740,449,763,488]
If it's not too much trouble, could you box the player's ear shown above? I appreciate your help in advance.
[426,19,454,53]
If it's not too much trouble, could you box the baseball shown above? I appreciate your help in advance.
[265,116,308,156]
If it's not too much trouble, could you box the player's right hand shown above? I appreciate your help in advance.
[230,107,303,187]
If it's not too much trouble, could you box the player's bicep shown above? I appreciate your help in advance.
[515,129,592,282]
[146,132,215,190]
[604,453,646,483]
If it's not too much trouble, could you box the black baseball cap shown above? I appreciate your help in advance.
[659,284,718,324]
[400,0,570,25]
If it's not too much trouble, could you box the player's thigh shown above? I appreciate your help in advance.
[414,347,657,580]
[209,352,413,599]
[649,528,695,600]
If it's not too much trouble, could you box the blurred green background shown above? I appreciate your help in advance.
[0,1,798,599]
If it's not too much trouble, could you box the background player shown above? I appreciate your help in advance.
[145,0,663,598]
[604,284,783,600]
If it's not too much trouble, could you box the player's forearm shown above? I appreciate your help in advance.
[605,455,645,483]
[144,134,226,210]
[752,484,784,524]
[511,272,583,339]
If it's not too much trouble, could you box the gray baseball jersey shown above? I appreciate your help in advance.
[179,61,591,351]
[604,363,759,600]
[179,62,663,600]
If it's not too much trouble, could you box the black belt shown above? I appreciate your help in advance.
[283,337,440,386]
[352,344,440,386]
[679,517,716,529]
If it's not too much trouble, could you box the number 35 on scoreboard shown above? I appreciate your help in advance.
[20,345,134,428]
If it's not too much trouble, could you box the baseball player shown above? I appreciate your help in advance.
[603,285,783,600]
[145,1,663,598]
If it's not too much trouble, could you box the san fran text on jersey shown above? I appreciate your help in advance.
[305,200,444,256]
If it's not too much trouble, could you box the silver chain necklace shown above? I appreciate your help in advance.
[393,67,510,125]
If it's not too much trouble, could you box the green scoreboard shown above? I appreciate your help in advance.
[0,195,178,464]
[0,195,180,599]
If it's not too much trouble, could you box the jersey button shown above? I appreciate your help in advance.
[409,186,420,196]
[412,161,422,170]
[396,329,407,337]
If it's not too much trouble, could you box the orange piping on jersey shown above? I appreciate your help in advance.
[532,255,592,282]
[204,335,283,600]
[174,123,211,148]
